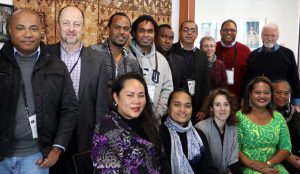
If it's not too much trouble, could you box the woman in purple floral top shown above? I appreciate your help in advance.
[92,73,161,174]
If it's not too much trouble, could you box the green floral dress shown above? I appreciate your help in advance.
[236,111,291,174]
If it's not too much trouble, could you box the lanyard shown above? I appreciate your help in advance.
[130,47,158,72]
[221,45,237,69]
[21,79,31,117]
[108,44,127,81]
[59,42,83,74]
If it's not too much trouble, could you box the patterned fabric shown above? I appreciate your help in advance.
[236,111,291,174]
[60,43,82,97]
[92,111,160,174]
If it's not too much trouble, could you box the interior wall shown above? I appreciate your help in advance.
[0,0,12,48]
[195,0,300,63]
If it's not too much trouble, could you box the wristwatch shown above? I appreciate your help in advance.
[267,161,273,168]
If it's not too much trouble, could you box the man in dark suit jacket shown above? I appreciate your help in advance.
[171,20,210,124]
[155,24,186,90]
[49,6,108,174]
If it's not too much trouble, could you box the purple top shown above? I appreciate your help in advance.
[92,111,160,174]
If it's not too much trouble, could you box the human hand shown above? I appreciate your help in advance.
[287,155,300,170]
[195,111,206,122]
[250,160,268,171]
[36,147,61,168]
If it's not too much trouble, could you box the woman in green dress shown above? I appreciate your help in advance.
[237,76,291,174]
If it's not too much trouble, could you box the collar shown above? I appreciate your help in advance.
[60,42,83,54]
[14,46,41,58]
[220,41,236,47]
[258,43,280,53]
[180,41,196,52]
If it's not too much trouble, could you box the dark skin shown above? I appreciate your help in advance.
[9,9,62,168]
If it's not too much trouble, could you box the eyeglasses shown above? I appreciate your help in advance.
[222,29,237,33]
[182,27,197,33]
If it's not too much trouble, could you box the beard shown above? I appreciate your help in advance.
[263,42,275,49]
[111,39,127,48]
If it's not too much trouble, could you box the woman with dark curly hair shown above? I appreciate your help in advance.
[195,88,242,174]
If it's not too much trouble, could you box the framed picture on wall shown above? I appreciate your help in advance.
[239,19,265,50]
[0,3,13,42]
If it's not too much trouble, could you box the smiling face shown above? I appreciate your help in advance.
[250,82,272,109]
[212,94,231,123]
[133,20,155,53]
[220,21,237,46]
[179,22,198,46]
[273,82,290,108]
[108,15,131,47]
[113,79,146,120]
[9,10,42,55]
[168,91,192,126]
[58,6,84,46]
[200,39,216,59]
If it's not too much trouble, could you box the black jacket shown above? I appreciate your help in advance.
[171,42,210,119]
[159,124,219,174]
[0,41,78,158]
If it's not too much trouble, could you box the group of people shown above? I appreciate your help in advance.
[0,4,300,174]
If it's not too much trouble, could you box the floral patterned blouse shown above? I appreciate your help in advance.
[92,111,160,174]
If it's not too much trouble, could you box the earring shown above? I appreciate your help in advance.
[114,102,118,107]
[249,99,252,107]
[268,102,272,109]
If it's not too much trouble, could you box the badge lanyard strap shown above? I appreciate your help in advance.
[21,80,31,117]
[221,45,237,70]
[59,42,83,74]
[108,44,127,81]
[69,48,83,74]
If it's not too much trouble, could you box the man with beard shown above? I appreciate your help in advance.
[171,20,210,123]
[91,12,141,108]
[129,15,173,121]
[242,23,300,103]
[215,19,251,102]
[48,6,108,174]
[155,24,186,90]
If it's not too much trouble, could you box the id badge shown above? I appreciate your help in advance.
[226,69,234,85]
[28,114,38,139]
[152,69,160,84]
[187,80,195,95]
[147,85,155,102]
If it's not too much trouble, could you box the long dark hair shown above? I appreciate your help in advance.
[241,76,274,115]
[202,88,238,125]
[111,72,161,150]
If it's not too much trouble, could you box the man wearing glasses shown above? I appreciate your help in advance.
[171,20,210,124]
[216,19,251,102]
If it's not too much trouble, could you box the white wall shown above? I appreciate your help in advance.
[171,0,180,43]
[195,0,300,63]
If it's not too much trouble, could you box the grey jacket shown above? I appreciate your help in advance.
[195,117,239,174]
[129,39,173,120]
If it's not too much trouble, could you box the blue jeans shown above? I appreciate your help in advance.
[0,152,49,174]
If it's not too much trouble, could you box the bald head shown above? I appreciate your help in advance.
[9,9,42,55]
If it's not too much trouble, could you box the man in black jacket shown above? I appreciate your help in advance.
[171,20,210,123]
[155,24,186,90]
[0,9,77,174]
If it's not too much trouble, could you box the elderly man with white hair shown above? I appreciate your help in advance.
[242,23,300,106]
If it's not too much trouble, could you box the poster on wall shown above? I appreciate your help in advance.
[199,20,221,41]
[0,3,13,42]
[240,19,265,50]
